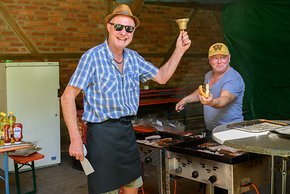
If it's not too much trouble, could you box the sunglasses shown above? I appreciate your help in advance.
[109,23,135,33]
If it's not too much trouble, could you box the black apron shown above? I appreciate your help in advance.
[86,117,141,194]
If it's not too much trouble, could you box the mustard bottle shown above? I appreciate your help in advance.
[0,112,5,145]
[2,113,11,145]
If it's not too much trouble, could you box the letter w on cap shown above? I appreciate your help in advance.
[213,44,222,51]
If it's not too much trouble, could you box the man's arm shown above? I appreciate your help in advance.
[152,31,191,84]
[61,85,84,161]
[200,90,236,108]
[176,89,200,112]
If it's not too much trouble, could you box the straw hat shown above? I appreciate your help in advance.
[105,4,140,28]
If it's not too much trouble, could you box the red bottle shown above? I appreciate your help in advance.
[13,123,23,144]
[3,124,11,145]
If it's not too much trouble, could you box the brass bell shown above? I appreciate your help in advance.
[175,18,189,31]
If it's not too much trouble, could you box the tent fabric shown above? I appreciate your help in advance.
[222,0,290,120]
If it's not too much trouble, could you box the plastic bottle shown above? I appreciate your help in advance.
[4,124,11,145]
[1,112,8,133]
[0,112,5,145]
[0,112,4,132]
[13,123,23,144]
[8,112,16,144]
[8,112,16,125]
[1,113,10,145]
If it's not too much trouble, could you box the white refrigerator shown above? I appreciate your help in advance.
[0,62,61,171]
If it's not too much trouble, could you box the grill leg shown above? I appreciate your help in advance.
[159,149,164,194]
[281,157,288,194]
[271,155,275,194]
[165,153,171,194]
[206,184,214,194]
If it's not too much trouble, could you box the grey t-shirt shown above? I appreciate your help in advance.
[204,67,245,130]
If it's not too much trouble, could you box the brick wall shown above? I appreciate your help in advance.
[0,1,224,135]
[0,0,224,88]
[0,0,223,150]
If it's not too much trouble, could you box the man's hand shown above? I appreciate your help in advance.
[199,93,214,105]
[199,90,237,108]
[152,31,191,84]
[69,140,85,161]
[176,99,187,112]
[176,31,191,53]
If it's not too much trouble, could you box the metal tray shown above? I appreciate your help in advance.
[135,131,184,140]
[135,131,190,148]
[226,119,288,133]
[270,126,290,139]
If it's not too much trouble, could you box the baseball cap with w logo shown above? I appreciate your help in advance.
[208,43,229,57]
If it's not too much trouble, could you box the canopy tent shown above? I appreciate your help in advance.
[117,0,290,120]
[222,0,290,119]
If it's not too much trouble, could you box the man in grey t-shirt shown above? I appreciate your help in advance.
[176,43,245,137]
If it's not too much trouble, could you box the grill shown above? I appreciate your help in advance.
[167,138,259,164]
[213,119,290,194]
[135,130,190,194]
[165,138,271,194]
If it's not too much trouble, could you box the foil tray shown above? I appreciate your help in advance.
[8,145,42,156]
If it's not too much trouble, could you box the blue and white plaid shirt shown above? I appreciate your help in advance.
[68,40,158,123]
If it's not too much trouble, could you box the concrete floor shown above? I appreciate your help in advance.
[0,153,87,194]
[0,152,287,194]
[0,152,203,194]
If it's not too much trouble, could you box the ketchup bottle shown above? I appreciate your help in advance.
[13,123,23,144]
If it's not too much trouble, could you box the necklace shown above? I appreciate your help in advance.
[113,58,124,64]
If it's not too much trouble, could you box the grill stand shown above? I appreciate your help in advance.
[212,121,290,194]
[206,185,214,194]
[165,151,270,194]
[281,157,288,194]
[271,156,274,194]
[138,144,166,194]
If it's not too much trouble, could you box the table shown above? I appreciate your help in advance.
[139,88,187,124]
[0,142,31,194]
[139,88,184,106]
[212,123,290,194]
